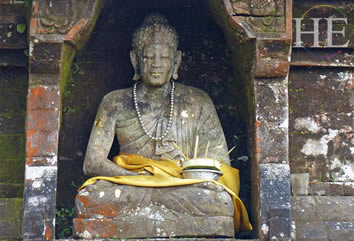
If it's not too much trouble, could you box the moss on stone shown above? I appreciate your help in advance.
[0,159,25,184]
[0,134,25,183]
[0,134,25,160]
[0,183,24,198]
[0,198,23,222]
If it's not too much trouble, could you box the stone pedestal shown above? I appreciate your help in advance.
[72,180,235,239]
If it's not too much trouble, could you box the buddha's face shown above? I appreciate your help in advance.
[140,43,175,87]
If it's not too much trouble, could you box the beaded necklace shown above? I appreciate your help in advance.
[133,80,175,141]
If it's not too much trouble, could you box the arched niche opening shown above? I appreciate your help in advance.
[56,0,256,238]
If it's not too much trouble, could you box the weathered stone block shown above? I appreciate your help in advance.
[0,220,22,239]
[0,23,27,49]
[29,41,64,74]
[0,3,26,23]
[0,113,26,135]
[30,58,61,74]
[269,208,291,240]
[73,216,235,239]
[328,182,345,196]
[309,182,332,196]
[291,196,316,222]
[291,48,353,67]
[0,134,25,160]
[256,124,288,164]
[291,173,309,196]
[295,221,328,240]
[26,109,60,132]
[23,212,54,240]
[0,49,27,67]
[231,0,284,16]
[343,182,354,196]
[26,156,57,166]
[290,112,353,134]
[326,221,354,240]
[255,80,288,125]
[0,159,25,183]
[26,109,59,157]
[289,130,353,182]
[23,166,57,240]
[309,182,348,196]
[315,196,354,222]
[29,72,61,86]
[27,85,60,110]
[0,198,23,220]
[0,67,28,89]
[0,88,27,114]
[30,41,62,60]
[255,80,289,164]
[0,183,23,198]
[240,17,286,36]
[289,69,352,114]
[259,164,291,240]
[24,166,57,197]
[73,181,235,239]
[0,198,23,239]
[26,129,59,157]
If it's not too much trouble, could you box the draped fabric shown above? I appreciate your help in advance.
[80,153,252,233]
[115,83,231,163]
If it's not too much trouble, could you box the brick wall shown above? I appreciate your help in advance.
[289,1,353,240]
[0,1,27,240]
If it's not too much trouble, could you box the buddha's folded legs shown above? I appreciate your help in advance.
[73,180,235,239]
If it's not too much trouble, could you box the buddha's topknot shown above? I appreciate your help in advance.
[132,14,179,54]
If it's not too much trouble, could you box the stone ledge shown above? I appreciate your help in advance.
[309,182,354,196]
[73,217,235,240]
[292,196,354,222]
[58,239,260,241]
[294,221,354,241]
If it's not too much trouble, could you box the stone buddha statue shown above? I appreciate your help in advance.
[73,14,251,239]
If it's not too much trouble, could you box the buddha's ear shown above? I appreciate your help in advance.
[130,50,140,81]
[172,50,182,80]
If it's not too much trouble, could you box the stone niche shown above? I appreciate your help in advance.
[24,0,292,240]
[57,0,252,238]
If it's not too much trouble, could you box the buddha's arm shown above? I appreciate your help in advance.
[197,97,231,165]
[83,95,137,177]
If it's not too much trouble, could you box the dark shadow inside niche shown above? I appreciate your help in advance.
[57,0,251,238]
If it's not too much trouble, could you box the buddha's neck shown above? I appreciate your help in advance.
[139,81,171,103]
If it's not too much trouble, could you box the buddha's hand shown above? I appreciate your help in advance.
[191,182,224,192]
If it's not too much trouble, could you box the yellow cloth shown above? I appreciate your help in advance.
[80,153,252,233]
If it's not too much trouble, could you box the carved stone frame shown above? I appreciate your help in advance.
[23,0,292,240]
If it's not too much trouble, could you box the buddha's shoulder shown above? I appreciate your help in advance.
[101,87,132,102]
[175,82,213,103]
[99,88,133,110]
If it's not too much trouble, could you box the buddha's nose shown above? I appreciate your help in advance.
[152,55,162,67]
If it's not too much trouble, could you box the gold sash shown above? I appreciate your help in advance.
[80,153,252,233]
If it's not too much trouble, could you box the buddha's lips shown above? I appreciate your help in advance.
[151,72,162,77]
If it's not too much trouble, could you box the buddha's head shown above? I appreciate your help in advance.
[130,14,182,87]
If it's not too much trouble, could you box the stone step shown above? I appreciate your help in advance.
[0,198,23,240]
[0,182,23,198]
[292,196,354,240]
[58,239,260,241]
